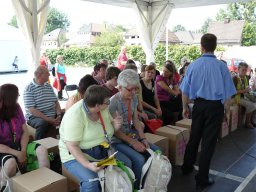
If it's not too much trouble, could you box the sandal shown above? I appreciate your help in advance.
[246,123,255,129]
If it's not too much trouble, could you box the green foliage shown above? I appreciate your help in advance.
[172,25,186,32]
[46,44,212,69]
[94,31,125,47]
[127,46,146,64]
[216,1,256,46]
[45,7,70,33]
[242,21,256,46]
[8,16,18,28]
[201,18,213,33]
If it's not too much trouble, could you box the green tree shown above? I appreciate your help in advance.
[216,1,256,46]
[8,15,18,28]
[8,7,70,34]
[94,31,125,47]
[45,7,70,33]
[201,17,213,33]
[172,25,186,32]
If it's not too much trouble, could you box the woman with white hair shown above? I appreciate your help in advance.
[109,69,160,189]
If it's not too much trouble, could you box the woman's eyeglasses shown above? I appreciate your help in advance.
[103,100,110,105]
[123,87,137,93]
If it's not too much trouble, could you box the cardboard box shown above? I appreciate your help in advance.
[35,137,59,154]
[230,105,238,132]
[219,119,229,138]
[13,167,67,192]
[62,165,80,192]
[27,124,36,141]
[145,133,169,157]
[155,126,189,165]
[175,119,192,130]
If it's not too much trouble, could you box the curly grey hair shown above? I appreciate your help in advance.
[117,69,139,88]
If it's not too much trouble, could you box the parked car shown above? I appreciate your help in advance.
[221,57,252,75]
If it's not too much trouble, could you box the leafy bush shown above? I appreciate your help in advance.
[46,44,225,68]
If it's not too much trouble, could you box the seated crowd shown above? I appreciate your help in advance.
[1,50,255,192]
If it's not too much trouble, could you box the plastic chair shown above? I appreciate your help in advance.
[65,84,78,98]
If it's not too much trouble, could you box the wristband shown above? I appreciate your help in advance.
[138,138,146,142]
[129,139,136,147]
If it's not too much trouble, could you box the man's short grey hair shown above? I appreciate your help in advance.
[117,69,139,88]
[34,66,45,78]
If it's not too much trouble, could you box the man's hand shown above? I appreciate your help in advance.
[113,111,123,131]
[182,107,190,119]
[48,117,61,126]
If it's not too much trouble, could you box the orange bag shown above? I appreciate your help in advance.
[53,78,61,91]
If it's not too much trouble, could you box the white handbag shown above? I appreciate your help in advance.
[1,155,21,192]
[139,149,172,192]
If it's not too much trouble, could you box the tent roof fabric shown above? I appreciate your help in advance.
[81,0,250,8]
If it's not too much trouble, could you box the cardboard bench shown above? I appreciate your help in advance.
[145,133,169,157]
[12,167,67,192]
[62,165,80,192]
[155,126,189,165]
[26,124,58,141]
[35,137,59,154]
[175,119,192,130]
[230,105,239,132]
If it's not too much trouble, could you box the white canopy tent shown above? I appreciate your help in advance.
[11,0,50,71]
[11,0,250,71]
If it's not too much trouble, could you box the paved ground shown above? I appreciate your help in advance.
[1,67,256,192]
[168,126,256,192]
[0,66,93,110]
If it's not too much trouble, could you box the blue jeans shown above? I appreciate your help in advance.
[113,142,160,189]
[63,151,131,192]
[64,160,100,192]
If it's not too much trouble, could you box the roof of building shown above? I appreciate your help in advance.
[43,28,63,41]
[207,20,245,44]
[64,35,90,46]
[159,30,180,43]
[78,23,106,33]
[174,31,202,44]
[125,28,180,43]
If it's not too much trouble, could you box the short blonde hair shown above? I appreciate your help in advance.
[56,55,63,63]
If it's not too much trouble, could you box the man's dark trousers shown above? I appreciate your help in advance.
[183,98,224,183]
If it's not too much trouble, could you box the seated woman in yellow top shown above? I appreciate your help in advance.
[65,75,97,111]
[59,85,131,192]
[233,62,256,129]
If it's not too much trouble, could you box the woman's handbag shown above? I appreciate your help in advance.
[1,155,21,192]
[144,119,163,133]
[95,161,135,192]
[244,92,256,103]
[139,149,172,192]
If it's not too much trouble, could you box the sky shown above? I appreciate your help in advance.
[0,0,227,32]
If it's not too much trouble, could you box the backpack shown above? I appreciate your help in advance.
[139,149,172,192]
[51,66,55,77]
[95,162,135,192]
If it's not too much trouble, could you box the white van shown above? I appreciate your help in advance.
[0,24,28,73]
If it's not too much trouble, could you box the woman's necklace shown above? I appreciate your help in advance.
[143,79,152,89]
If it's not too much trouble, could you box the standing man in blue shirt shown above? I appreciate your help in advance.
[180,33,236,191]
